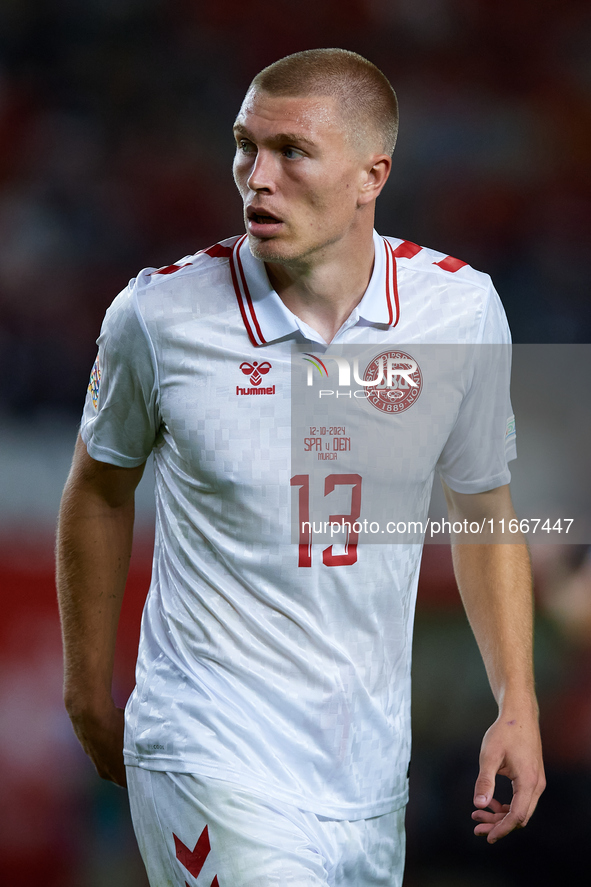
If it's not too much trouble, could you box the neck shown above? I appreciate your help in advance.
[264,224,376,344]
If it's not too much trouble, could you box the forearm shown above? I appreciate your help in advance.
[442,470,544,840]
[453,539,545,839]
[451,542,536,713]
[56,437,145,785]
[56,450,136,714]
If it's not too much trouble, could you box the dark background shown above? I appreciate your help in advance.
[1,1,590,885]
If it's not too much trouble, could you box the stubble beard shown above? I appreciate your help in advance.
[247,224,345,273]
[247,232,312,271]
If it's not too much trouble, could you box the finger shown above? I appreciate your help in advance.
[486,768,544,843]
[472,803,510,823]
[472,804,510,837]
[474,822,496,837]
[486,784,543,843]
[471,797,510,838]
[524,771,546,824]
[473,815,506,834]
[474,757,498,808]
[486,795,530,843]
[109,767,127,788]
[481,798,506,814]
[472,811,508,822]
[95,755,127,787]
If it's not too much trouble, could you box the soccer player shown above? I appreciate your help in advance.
[56,49,545,886]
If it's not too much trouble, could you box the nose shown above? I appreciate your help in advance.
[246,149,276,193]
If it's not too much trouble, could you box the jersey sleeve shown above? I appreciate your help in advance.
[80,282,160,467]
[436,280,517,494]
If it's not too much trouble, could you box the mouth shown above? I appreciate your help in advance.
[246,206,284,235]
[248,208,280,223]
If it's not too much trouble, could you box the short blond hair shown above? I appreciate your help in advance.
[249,48,399,156]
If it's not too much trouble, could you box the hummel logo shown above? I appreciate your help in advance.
[237,360,275,396]
[240,360,272,386]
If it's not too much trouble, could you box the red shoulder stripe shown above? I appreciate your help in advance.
[152,262,191,275]
[203,243,233,258]
[152,242,233,275]
[434,255,467,273]
[391,240,422,260]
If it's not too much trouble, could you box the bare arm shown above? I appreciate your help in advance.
[442,481,546,843]
[56,434,146,786]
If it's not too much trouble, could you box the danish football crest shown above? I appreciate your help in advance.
[364,350,422,413]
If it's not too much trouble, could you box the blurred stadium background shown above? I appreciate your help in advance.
[1,1,590,884]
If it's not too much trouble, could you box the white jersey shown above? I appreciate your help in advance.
[81,230,515,819]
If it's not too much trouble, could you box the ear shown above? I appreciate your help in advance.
[358,154,392,206]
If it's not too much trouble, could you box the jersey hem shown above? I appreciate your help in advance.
[123,754,408,818]
[80,428,149,468]
[437,466,512,495]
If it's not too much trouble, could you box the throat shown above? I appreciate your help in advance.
[271,279,362,342]
[264,253,374,343]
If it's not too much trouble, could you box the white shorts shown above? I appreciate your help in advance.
[127,766,406,887]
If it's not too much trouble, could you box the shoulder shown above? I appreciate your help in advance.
[111,236,243,331]
[380,235,508,343]
[98,237,242,346]
[383,236,491,292]
[122,236,244,330]
[132,236,240,294]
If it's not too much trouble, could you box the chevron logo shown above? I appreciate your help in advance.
[174,825,219,885]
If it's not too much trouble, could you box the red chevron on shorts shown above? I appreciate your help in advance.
[174,825,210,877]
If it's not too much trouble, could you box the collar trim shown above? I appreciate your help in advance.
[230,232,400,346]
[384,237,400,328]
[230,234,267,346]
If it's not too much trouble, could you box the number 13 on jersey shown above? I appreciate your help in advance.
[290,474,362,567]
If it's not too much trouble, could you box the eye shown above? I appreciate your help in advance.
[237,139,255,154]
[282,146,302,159]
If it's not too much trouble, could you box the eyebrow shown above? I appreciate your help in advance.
[233,123,317,148]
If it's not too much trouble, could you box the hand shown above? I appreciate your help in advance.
[471,711,545,843]
[67,697,127,787]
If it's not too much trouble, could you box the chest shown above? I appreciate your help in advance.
[154,328,471,499]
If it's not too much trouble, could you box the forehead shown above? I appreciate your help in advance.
[234,89,345,143]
